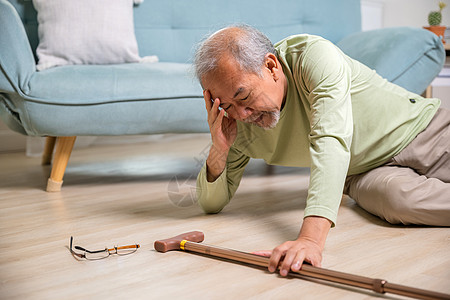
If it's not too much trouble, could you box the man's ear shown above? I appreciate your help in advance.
[264,53,280,80]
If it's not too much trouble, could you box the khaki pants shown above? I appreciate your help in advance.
[344,108,450,226]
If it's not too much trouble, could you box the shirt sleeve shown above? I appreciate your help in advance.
[300,40,353,226]
[196,146,250,213]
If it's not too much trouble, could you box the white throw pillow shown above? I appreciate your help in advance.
[33,0,143,71]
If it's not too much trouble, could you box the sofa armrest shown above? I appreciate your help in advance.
[0,0,36,94]
[337,27,445,95]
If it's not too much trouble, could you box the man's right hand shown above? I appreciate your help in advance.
[204,89,237,182]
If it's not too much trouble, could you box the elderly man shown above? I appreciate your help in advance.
[194,25,450,277]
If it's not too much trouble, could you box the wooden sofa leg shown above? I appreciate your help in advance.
[422,85,432,98]
[41,136,57,165]
[46,136,76,192]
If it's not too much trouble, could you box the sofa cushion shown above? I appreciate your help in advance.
[25,63,202,104]
[337,27,445,94]
[33,0,141,71]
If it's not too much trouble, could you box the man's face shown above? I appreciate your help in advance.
[202,53,286,130]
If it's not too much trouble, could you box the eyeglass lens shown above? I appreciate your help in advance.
[85,249,110,260]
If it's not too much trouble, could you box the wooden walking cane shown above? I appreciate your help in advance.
[154,231,450,300]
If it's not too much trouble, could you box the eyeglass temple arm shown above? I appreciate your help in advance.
[107,244,140,252]
[70,237,86,259]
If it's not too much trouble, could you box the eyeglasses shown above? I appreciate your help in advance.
[70,236,140,260]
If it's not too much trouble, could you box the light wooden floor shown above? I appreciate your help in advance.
[0,134,449,300]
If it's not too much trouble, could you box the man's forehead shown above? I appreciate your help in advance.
[208,82,248,102]
[203,71,248,99]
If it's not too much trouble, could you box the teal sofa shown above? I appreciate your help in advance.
[0,0,445,191]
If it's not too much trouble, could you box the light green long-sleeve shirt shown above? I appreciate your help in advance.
[196,34,440,225]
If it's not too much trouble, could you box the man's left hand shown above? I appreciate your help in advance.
[253,216,332,276]
[253,237,323,276]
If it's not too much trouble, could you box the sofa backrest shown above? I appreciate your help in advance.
[8,0,361,63]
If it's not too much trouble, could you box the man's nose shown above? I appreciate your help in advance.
[234,105,253,120]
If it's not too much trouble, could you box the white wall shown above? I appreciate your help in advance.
[361,0,385,31]
[383,0,450,29]
[362,0,450,30]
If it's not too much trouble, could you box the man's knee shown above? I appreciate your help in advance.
[380,177,417,224]
[377,176,450,226]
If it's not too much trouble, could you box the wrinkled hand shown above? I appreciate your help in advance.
[204,89,237,153]
[253,237,323,276]
[253,216,331,277]
[203,89,237,182]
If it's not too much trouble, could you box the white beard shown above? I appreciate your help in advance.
[244,110,280,130]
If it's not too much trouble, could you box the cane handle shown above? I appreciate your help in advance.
[154,231,204,253]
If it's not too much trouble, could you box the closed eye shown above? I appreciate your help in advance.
[241,94,250,101]
[219,104,232,111]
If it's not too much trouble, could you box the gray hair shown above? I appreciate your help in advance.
[194,24,276,82]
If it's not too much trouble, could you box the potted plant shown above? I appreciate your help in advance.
[424,1,447,43]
